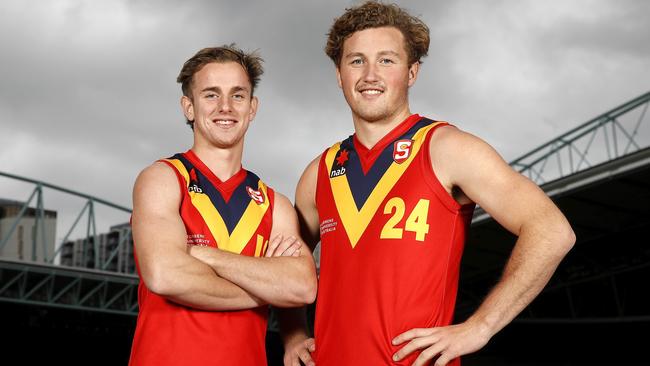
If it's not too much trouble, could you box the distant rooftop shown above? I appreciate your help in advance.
[0,197,57,218]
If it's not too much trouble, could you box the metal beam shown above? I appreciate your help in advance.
[0,259,138,316]
[0,171,132,213]
[509,91,650,185]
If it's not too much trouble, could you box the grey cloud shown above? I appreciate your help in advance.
[1,0,649,239]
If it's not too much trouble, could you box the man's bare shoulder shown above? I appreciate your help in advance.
[270,191,302,237]
[273,191,294,213]
[133,161,181,208]
[430,125,501,163]
[429,124,508,194]
[296,154,321,198]
[431,124,486,150]
[140,161,177,178]
[303,155,321,179]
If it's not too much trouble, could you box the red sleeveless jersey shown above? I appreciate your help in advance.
[129,150,274,366]
[313,115,475,365]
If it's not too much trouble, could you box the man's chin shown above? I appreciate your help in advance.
[354,109,389,123]
[206,136,243,150]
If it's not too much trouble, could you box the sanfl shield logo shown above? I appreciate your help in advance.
[393,139,413,164]
[246,186,265,205]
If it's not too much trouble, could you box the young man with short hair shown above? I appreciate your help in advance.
[129,45,317,366]
[281,2,575,365]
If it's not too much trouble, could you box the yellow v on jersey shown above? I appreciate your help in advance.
[324,118,444,248]
[161,151,272,255]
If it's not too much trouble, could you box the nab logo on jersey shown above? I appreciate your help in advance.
[188,168,203,193]
[246,186,265,205]
[393,139,413,164]
[330,149,349,178]
[330,166,346,178]
[188,184,203,193]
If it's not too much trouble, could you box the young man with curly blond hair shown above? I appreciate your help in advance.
[280,2,575,365]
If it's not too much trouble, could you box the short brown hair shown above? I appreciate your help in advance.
[176,44,263,128]
[325,1,430,66]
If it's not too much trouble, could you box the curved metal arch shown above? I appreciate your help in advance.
[0,171,132,269]
[510,91,650,185]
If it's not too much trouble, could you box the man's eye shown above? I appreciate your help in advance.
[379,58,394,64]
[233,94,244,100]
[351,59,363,65]
[205,93,217,99]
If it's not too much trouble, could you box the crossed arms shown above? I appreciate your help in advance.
[131,162,317,311]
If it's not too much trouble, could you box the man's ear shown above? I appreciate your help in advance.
[408,62,419,87]
[336,67,343,89]
[249,96,259,121]
[180,95,194,122]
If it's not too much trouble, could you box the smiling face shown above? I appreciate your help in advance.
[181,61,258,150]
[336,27,419,125]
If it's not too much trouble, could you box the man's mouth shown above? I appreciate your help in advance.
[358,86,384,96]
[361,89,382,95]
[212,119,238,126]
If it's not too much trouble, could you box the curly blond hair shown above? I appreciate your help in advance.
[325,1,430,66]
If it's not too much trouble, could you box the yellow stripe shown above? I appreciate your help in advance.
[254,234,267,257]
[327,122,442,248]
[163,159,190,186]
[164,158,232,250]
[165,158,271,254]
[190,192,231,249]
[222,181,271,254]
[324,142,341,173]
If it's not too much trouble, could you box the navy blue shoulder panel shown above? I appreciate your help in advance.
[172,153,254,234]
[335,118,436,209]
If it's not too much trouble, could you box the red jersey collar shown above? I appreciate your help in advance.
[184,149,247,199]
[352,113,422,174]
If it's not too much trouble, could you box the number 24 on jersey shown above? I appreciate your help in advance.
[380,197,430,241]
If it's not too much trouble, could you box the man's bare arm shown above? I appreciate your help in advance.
[278,156,321,366]
[393,126,575,365]
[187,192,318,308]
[132,162,263,311]
[440,126,575,337]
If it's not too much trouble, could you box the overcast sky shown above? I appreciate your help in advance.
[1,0,649,241]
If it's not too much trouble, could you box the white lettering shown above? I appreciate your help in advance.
[330,166,346,178]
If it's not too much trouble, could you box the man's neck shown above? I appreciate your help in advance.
[190,142,243,182]
[352,106,412,149]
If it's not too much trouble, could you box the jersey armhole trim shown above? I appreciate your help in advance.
[266,185,275,233]
[314,149,329,211]
[420,123,473,214]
